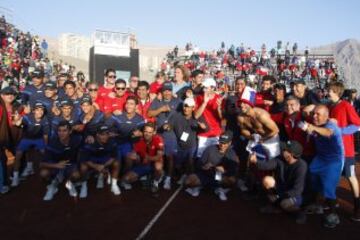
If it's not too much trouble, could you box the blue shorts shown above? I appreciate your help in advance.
[42,161,78,179]
[131,164,152,177]
[88,156,112,165]
[17,138,46,152]
[342,157,356,177]
[117,142,132,162]
[175,147,196,166]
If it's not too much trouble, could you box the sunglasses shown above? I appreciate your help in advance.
[116,87,126,91]
[108,75,116,78]
[89,88,98,92]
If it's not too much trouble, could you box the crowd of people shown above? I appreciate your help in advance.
[1,19,360,230]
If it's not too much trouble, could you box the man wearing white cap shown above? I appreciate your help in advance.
[194,78,223,158]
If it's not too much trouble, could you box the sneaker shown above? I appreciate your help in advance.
[0,186,10,194]
[151,180,160,193]
[260,204,282,214]
[176,174,187,185]
[185,187,200,197]
[215,188,228,201]
[111,183,121,196]
[237,179,249,192]
[21,166,34,178]
[121,181,132,190]
[305,204,324,215]
[80,182,88,199]
[11,176,19,187]
[163,176,171,190]
[96,174,104,189]
[107,175,112,185]
[43,185,58,201]
[65,181,78,197]
[323,213,340,228]
[351,209,360,222]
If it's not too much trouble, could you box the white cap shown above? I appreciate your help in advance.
[202,78,216,88]
[183,97,196,107]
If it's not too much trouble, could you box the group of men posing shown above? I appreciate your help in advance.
[0,66,359,229]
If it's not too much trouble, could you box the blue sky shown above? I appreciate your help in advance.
[1,0,359,50]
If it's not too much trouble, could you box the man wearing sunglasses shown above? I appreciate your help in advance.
[103,79,133,117]
[98,68,116,100]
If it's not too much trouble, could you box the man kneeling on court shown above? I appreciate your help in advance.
[40,121,82,201]
[184,131,239,201]
[121,122,165,192]
[79,125,121,197]
[249,140,307,223]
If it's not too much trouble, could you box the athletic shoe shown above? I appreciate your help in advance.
[237,179,249,192]
[21,166,34,178]
[43,185,58,201]
[185,187,200,197]
[121,181,132,190]
[151,180,160,193]
[163,176,171,190]
[0,186,10,194]
[176,174,187,185]
[305,204,324,215]
[107,175,112,185]
[111,183,121,196]
[323,213,340,228]
[80,182,88,199]
[65,181,78,197]
[215,187,228,201]
[96,174,104,189]
[11,176,19,187]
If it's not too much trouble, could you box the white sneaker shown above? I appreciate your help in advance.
[107,175,112,185]
[215,187,229,201]
[185,187,200,197]
[43,185,58,201]
[21,166,34,178]
[11,176,19,187]
[111,183,121,196]
[121,181,132,190]
[176,174,187,185]
[163,176,171,190]
[65,181,78,197]
[80,182,88,199]
[96,174,104,189]
[1,186,10,194]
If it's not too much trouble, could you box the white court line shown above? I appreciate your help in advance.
[136,185,183,240]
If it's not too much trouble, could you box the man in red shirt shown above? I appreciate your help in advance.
[149,71,165,100]
[255,75,274,112]
[194,78,223,158]
[98,69,116,100]
[102,79,132,116]
[122,123,164,192]
[136,81,154,123]
[328,82,360,221]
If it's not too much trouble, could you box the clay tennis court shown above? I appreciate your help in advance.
[1,165,360,240]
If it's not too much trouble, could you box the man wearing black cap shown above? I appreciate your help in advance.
[11,101,50,187]
[249,140,307,223]
[184,131,239,201]
[21,68,46,108]
[40,81,61,119]
[79,125,121,197]
[292,79,320,108]
[148,81,182,190]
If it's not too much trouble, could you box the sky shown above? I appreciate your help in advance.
[1,0,360,50]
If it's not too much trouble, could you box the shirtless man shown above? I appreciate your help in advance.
[237,87,280,160]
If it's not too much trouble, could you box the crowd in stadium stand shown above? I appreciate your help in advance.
[2,17,360,229]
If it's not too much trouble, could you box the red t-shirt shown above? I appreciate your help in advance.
[98,85,114,99]
[329,100,360,157]
[149,81,163,94]
[133,135,164,164]
[195,94,222,137]
[102,92,132,114]
[138,98,154,123]
[255,91,273,112]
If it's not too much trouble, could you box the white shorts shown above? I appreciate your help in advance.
[261,135,280,159]
[197,136,219,158]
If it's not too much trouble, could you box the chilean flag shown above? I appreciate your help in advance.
[239,86,257,107]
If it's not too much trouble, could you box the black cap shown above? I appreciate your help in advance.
[219,131,233,144]
[294,79,306,85]
[44,81,57,90]
[97,125,110,134]
[280,140,303,158]
[33,101,45,109]
[0,86,17,95]
[161,81,173,92]
[32,69,45,78]
[60,99,73,107]
[80,96,92,105]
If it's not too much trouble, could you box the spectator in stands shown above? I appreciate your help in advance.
[128,76,139,94]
